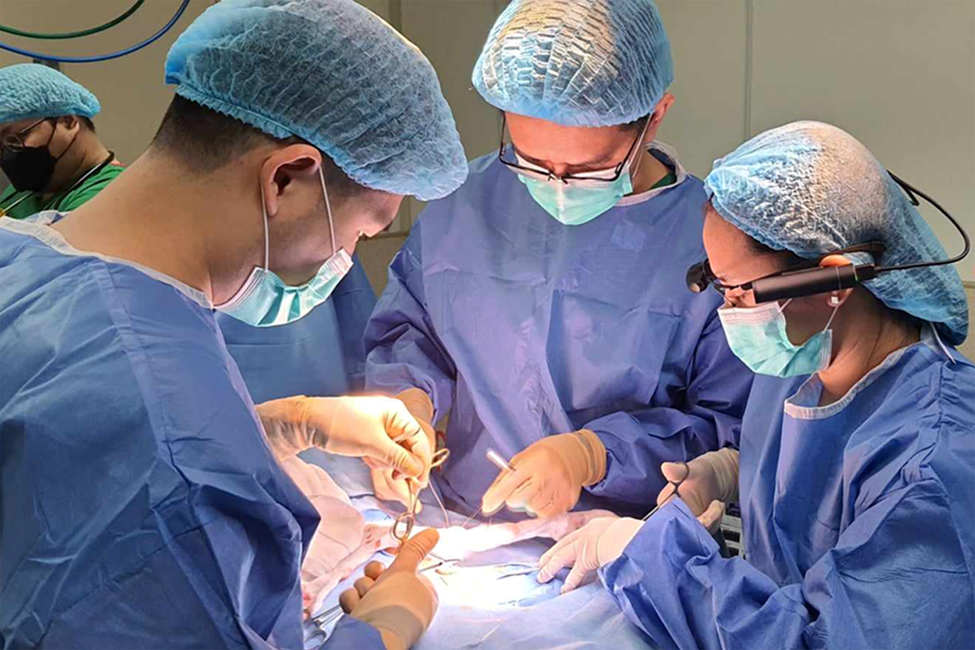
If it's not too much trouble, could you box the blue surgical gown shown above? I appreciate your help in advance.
[0,216,383,649]
[217,256,376,403]
[601,330,975,649]
[365,146,752,516]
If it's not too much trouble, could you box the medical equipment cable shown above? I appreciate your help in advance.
[0,0,190,63]
[0,1,145,40]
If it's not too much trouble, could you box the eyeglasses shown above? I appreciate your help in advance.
[686,242,887,296]
[0,118,51,154]
[497,114,650,188]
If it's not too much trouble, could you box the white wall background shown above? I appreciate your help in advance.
[1,0,973,354]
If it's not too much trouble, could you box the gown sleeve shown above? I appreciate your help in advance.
[365,221,457,418]
[600,486,974,650]
[585,313,751,508]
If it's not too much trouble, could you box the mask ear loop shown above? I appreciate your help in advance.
[823,299,841,331]
[258,183,270,270]
[318,165,337,258]
[627,115,654,178]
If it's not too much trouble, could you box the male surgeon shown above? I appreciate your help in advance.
[0,1,467,648]
[365,0,752,519]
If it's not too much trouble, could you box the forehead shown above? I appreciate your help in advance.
[0,117,45,138]
[702,207,788,282]
[505,112,633,167]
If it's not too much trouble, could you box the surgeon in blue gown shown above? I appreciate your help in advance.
[365,0,752,520]
[0,1,468,649]
[537,122,975,649]
[217,256,376,403]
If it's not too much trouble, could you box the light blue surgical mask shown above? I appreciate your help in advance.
[718,299,839,377]
[217,166,353,327]
[518,170,633,226]
[514,117,651,226]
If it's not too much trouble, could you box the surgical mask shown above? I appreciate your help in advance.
[514,118,650,226]
[718,299,839,377]
[216,166,353,327]
[518,166,634,226]
[1,141,58,193]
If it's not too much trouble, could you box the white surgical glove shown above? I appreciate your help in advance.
[340,528,441,650]
[657,448,739,534]
[536,515,643,593]
[257,395,432,483]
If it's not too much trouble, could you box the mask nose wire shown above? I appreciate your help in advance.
[318,165,337,258]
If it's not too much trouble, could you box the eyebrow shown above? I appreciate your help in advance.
[516,148,619,173]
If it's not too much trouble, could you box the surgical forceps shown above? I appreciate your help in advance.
[392,447,451,549]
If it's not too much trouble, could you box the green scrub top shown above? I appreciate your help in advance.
[651,169,678,190]
[0,160,125,219]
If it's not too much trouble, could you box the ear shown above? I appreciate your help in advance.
[820,254,855,306]
[59,115,81,135]
[259,143,322,219]
[645,93,675,142]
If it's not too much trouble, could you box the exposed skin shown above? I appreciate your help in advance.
[52,137,402,305]
[505,92,677,195]
[0,115,111,196]
[702,205,919,406]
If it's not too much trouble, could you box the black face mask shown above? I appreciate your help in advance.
[1,144,58,193]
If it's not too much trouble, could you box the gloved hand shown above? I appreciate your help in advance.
[481,430,606,518]
[340,528,441,650]
[257,395,432,482]
[656,448,739,534]
[536,515,643,593]
[371,389,437,509]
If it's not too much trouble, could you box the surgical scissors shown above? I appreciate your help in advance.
[392,447,450,549]
[642,461,689,521]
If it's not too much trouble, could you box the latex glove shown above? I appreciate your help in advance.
[481,430,606,518]
[257,395,431,482]
[536,515,643,593]
[371,389,437,509]
[340,528,441,650]
[657,448,739,534]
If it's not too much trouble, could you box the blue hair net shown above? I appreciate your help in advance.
[0,64,100,124]
[165,0,467,201]
[472,0,673,127]
[705,121,968,345]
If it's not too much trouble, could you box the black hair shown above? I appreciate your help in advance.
[745,236,779,256]
[80,117,96,133]
[150,95,361,198]
[619,115,648,132]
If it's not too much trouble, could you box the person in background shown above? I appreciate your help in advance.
[365,0,752,520]
[536,122,974,649]
[0,63,123,219]
[0,1,468,649]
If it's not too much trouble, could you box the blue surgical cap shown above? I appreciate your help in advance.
[472,0,673,127]
[705,121,968,345]
[0,63,100,125]
[165,0,467,201]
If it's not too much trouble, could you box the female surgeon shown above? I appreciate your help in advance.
[536,121,975,649]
